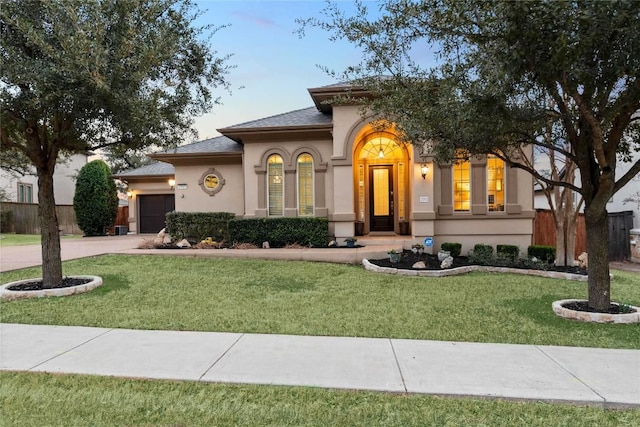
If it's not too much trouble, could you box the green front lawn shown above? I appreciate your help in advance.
[1,255,638,349]
[1,372,638,426]
[0,233,80,247]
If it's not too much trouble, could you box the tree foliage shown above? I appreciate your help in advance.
[302,0,640,310]
[0,0,230,287]
[74,160,118,236]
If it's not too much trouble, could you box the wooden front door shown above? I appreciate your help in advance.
[369,165,394,231]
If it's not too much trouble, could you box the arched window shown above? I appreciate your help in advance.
[453,154,471,212]
[297,153,314,216]
[267,154,284,216]
[487,154,505,211]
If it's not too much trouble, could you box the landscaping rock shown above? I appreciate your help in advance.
[412,261,426,269]
[441,256,454,269]
[176,239,191,248]
[262,241,270,249]
[578,252,588,269]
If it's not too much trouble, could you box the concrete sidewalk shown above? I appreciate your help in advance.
[1,323,638,408]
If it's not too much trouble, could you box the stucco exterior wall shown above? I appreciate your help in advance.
[242,138,333,218]
[0,154,87,205]
[173,163,244,215]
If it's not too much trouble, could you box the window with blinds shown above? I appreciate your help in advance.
[487,154,505,211]
[297,154,314,216]
[453,158,471,212]
[268,154,284,216]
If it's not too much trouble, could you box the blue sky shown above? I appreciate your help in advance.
[191,0,372,140]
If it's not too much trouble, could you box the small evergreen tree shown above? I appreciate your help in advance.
[74,160,118,236]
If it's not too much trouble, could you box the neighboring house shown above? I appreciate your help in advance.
[114,83,535,253]
[533,151,640,229]
[0,153,88,205]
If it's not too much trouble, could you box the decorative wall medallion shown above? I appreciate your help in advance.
[199,168,225,196]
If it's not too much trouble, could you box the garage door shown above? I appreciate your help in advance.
[138,194,175,234]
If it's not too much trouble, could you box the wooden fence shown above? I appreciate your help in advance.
[0,202,128,235]
[533,209,587,258]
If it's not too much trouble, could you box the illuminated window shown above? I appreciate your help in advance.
[453,157,470,212]
[18,183,33,203]
[487,155,505,212]
[267,154,284,216]
[297,154,314,216]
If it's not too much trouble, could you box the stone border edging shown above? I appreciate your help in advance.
[361,259,588,281]
[0,276,103,301]
[552,299,640,324]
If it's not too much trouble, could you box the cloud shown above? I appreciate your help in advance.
[232,11,277,28]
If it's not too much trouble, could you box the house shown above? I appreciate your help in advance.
[114,83,535,253]
[0,153,88,205]
[533,152,640,228]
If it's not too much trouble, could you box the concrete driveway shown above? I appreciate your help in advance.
[0,234,144,272]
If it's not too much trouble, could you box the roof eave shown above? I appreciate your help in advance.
[218,124,333,143]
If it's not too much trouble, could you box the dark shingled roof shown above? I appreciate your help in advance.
[221,107,332,130]
[114,161,174,177]
[161,135,242,154]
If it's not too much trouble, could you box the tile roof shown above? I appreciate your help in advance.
[221,107,332,130]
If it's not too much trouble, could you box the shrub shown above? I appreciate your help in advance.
[0,210,13,232]
[165,211,236,243]
[441,242,462,257]
[497,244,520,262]
[73,160,118,236]
[229,217,328,248]
[527,245,556,263]
[469,243,494,265]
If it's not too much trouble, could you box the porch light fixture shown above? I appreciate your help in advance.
[126,190,133,199]
[378,136,384,158]
[168,178,176,189]
[420,164,429,180]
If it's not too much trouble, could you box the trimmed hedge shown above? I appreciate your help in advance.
[440,242,462,257]
[165,211,236,243]
[497,244,519,262]
[470,243,494,265]
[229,217,329,248]
[527,245,556,262]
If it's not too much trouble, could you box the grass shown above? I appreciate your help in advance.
[1,372,639,426]
[1,254,638,349]
[0,233,80,247]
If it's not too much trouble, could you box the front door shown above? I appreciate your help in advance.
[369,165,394,231]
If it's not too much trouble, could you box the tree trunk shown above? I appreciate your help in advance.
[37,167,63,289]
[584,206,610,311]
[555,220,567,266]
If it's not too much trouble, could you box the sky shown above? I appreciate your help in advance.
[190,0,374,140]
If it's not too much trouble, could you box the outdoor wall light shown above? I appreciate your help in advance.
[168,178,176,189]
[420,164,429,180]
[126,190,133,199]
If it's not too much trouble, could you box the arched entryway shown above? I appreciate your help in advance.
[354,131,410,234]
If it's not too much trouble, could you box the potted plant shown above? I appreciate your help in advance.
[411,243,425,254]
[345,237,357,248]
[388,249,402,263]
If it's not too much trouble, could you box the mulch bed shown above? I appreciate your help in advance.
[7,277,93,291]
[368,250,588,275]
[562,300,637,315]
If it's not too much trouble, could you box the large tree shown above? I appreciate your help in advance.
[302,0,640,311]
[1,0,229,287]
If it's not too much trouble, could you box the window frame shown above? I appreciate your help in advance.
[267,154,284,216]
[17,182,33,203]
[296,153,314,217]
